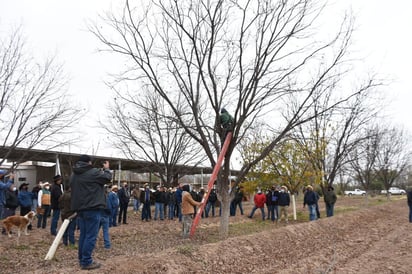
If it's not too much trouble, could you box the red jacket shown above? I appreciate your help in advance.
[254,193,266,208]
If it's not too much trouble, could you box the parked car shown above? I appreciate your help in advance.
[344,189,366,196]
[381,187,406,195]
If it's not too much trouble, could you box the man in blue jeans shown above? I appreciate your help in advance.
[50,174,63,236]
[70,155,112,270]
[303,185,318,221]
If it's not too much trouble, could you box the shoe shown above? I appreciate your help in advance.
[123,222,128,224]
[247,216,252,219]
[81,262,101,270]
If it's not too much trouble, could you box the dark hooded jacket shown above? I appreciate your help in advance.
[70,161,112,212]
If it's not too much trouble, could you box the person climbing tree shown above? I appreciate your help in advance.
[220,108,234,145]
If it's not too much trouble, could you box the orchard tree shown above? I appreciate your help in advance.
[374,126,411,199]
[349,126,380,197]
[265,138,315,220]
[294,86,381,193]
[0,27,81,168]
[92,0,380,237]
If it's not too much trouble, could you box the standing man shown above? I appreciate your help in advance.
[267,186,280,222]
[181,184,202,238]
[407,188,412,223]
[278,186,291,223]
[107,185,119,227]
[175,183,183,222]
[324,186,337,217]
[131,186,140,214]
[0,170,14,220]
[117,182,130,225]
[154,185,165,221]
[140,183,152,221]
[247,189,266,220]
[18,183,34,230]
[205,188,217,218]
[31,181,42,212]
[37,182,52,229]
[303,185,318,221]
[50,174,64,236]
[167,188,176,220]
[70,155,112,270]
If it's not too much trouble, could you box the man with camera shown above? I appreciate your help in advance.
[70,155,112,270]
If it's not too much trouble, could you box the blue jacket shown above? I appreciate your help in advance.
[0,178,14,206]
[107,191,119,210]
[175,188,183,203]
[303,190,317,206]
[18,190,34,208]
[278,191,290,206]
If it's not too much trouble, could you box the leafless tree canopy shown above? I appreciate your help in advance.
[375,126,411,193]
[294,88,382,191]
[92,0,381,237]
[0,27,82,166]
[103,87,206,185]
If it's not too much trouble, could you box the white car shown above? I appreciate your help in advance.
[344,189,366,196]
[381,187,406,195]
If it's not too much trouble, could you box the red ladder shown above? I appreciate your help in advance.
[190,132,233,237]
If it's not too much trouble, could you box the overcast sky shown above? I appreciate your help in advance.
[1,0,412,157]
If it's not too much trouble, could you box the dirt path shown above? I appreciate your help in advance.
[98,200,411,274]
[2,198,410,274]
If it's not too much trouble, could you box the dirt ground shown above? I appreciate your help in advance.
[0,196,410,274]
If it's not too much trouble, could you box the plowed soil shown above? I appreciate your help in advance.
[0,196,410,274]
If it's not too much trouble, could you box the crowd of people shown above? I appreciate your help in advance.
[0,154,345,271]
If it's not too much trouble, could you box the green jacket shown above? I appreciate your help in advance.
[220,112,233,127]
[324,189,337,204]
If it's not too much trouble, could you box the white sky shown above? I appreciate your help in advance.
[1,0,412,156]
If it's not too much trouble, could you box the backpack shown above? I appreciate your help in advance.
[5,190,18,209]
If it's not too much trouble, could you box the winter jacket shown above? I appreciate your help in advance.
[18,190,33,208]
[278,191,290,206]
[234,188,244,203]
[107,191,120,210]
[59,190,75,220]
[182,191,201,215]
[0,178,14,206]
[254,193,266,208]
[51,183,64,209]
[303,190,317,206]
[70,161,112,212]
[167,191,176,205]
[208,190,217,203]
[267,190,280,205]
[175,188,183,203]
[38,188,51,206]
[220,110,234,128]
[154,190,167,204]
[324,189,337,205]
[118,187,130,205]
[140,189,152,203]
[407,190,412,207]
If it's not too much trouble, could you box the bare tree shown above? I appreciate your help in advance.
[349,127,380,196]
[91,0,380,237]
[375,126,411,198]
[0,27,82,167]
[295,88,381,192]
[103,88,206,186]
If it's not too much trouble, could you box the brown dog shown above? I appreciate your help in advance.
[2,211,36,238]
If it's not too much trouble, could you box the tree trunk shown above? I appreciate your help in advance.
[219,192,231,238]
